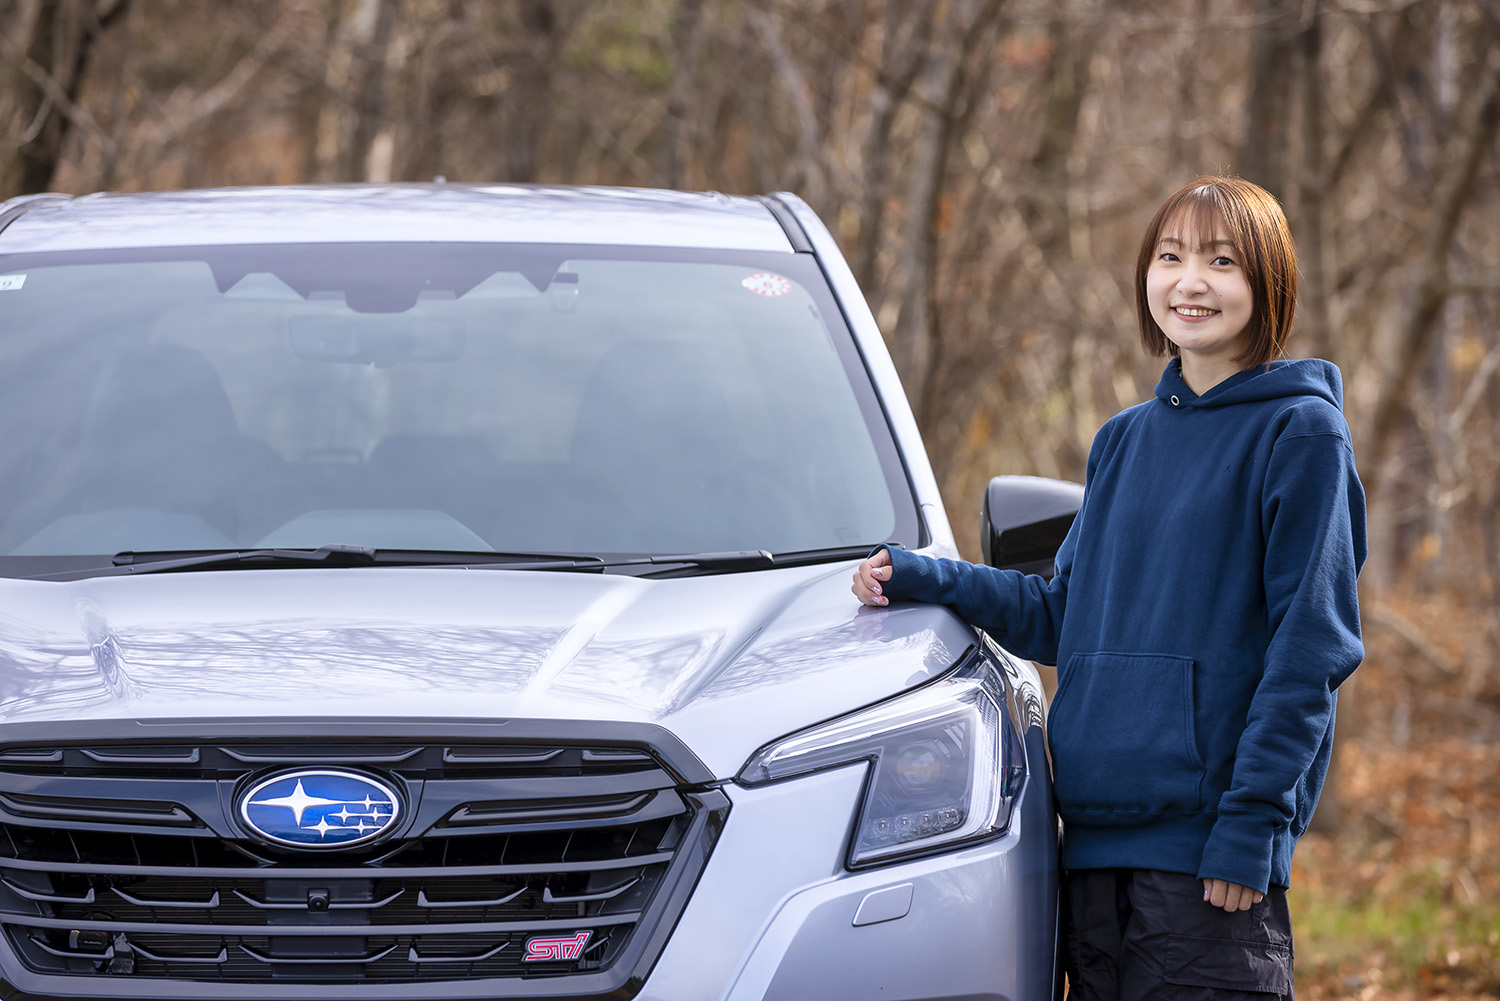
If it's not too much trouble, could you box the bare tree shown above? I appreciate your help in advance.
[1362,48,1500,480]
[0,0,131,197]
[1239,0,1300,196]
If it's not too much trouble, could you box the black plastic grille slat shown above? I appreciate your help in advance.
[82,746,201,764]
[406,939,509,963]
[0,738,723,987]
[221,746,424,764]
[232,887,404,910]
[113,885,221,908]
[130,939,230,964]
[0,791,198,825]
[239,941,402,965]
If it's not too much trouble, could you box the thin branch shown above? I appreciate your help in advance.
[1449,343,1500,437]
[0,33,111,152]
[1364,604,1460,676]
[1448,279,1500,295]
[137,17,295,148]
[1363,51,1500,479]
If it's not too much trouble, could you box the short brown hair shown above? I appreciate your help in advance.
[1134,176,1298,368]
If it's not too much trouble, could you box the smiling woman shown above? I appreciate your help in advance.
[855,175,1366,1001]
[1144,230,1254,388]
[1134,177,1300,393]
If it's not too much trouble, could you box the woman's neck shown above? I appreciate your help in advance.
[1179,354,1247,395]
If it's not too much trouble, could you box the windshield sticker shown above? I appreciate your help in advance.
[742,272,793,297]
[0,275,26,291]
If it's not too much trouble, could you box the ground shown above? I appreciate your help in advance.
[1292,589,1500,1001]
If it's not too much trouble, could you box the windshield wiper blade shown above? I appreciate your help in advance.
[30,546,605,581]
[28,544,878,582]
[112,544,379,572]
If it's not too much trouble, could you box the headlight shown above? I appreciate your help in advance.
[737,652,1024,867]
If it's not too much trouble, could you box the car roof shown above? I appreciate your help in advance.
[0,184,798,253]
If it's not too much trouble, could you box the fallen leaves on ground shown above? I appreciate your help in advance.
[1293,589,1500,1001]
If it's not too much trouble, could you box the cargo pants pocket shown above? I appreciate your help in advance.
[1162,932,1293,998]
[1128,870,1294,1001]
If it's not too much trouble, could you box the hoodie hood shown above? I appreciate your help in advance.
[1154,357,1344,410]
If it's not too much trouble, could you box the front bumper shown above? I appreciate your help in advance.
[0,721,1056,1001]
[642,740,1057,1001]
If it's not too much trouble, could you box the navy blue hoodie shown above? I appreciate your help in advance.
[881,358,1366,892]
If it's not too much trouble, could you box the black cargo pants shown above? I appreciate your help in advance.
[1064,869,1294,1001]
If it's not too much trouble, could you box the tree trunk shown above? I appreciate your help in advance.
[1363,60,1500,483]
[854,1,934,294]
[1238,0,1298,198]
[1293,0,1332,363]
[505,0,559,182]
[2,0,130,196]
[661,0,707,190]
[897,0,1006,427]
[343,0,400,183]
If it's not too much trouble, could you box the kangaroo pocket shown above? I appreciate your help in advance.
[1049,651,1205,822]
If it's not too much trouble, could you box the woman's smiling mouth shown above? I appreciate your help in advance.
[1172,305,1219,317]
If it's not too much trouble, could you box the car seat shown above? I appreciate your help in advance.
[0,343,256,553]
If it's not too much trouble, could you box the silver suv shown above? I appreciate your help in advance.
[0,185,1062,1001]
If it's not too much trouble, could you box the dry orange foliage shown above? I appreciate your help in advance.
[1293,588,1500,1001]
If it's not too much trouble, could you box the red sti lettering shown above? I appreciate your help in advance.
[523,931,591,962]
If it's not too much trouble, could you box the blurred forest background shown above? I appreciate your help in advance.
[2,0,1498,995]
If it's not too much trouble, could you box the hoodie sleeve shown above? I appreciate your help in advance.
[870,424,1114,665]
[874,533,1073,665]
[1197,424,1367,892]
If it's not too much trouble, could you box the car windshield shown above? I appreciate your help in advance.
[0,243,917,575]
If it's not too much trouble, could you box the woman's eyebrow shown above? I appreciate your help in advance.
[1155,235,1236,251]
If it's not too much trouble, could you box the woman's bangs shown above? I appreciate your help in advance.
[1159,193,1237,257]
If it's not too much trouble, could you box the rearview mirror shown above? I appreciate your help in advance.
[288,315,466,366]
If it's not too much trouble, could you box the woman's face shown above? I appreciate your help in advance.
[1145,216,1254,373]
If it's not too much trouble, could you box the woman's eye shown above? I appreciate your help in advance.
[1158,252,1180,262]
[1213,255,1235,266]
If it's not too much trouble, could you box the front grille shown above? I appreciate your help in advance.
[0,725,726,996]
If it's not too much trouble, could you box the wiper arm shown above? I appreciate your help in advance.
[760,545,881,567]
[31,546,605,581]
[627,549,775,571]
[619,545,878,578]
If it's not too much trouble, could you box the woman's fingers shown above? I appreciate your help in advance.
[1202,878,1265,912]
[851,549,893,606]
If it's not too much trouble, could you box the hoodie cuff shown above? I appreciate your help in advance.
[1198,810,1280,895]
[867,544,925,601]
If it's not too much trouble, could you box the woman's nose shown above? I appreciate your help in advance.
[1180,261,1211,291]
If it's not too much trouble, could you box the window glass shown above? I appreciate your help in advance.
[0,245,915,568]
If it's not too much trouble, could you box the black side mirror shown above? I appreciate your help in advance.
[980,475,1084,579]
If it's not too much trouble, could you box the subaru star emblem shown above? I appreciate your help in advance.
[239,770,401,849]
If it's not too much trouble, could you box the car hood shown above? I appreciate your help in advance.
[0,561,973,778]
